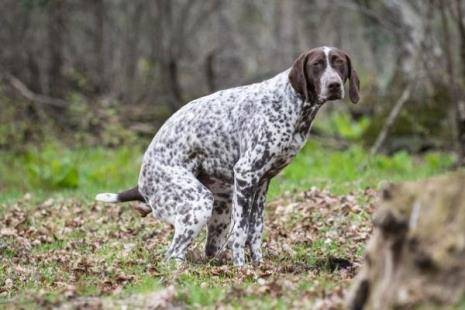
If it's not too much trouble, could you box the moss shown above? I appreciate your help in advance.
[363,85,454,151]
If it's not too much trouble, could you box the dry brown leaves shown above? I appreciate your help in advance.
[0,187,377,309]
[266,187,376,264]
[56,285,178,310]
[0,195,172,306]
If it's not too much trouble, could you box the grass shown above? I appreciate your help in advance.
[0,143,143,203]
[0,138,460,308]
[268,141,456,198]
[0,140,455,203]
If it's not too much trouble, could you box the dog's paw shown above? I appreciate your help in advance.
[133,203,152,217]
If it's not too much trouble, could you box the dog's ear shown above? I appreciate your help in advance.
[344,53,360,104]
[289,51,314,102]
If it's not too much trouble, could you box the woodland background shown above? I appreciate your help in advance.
[1,0,465,159]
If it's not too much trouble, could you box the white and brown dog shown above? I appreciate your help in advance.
[97,46,360,266]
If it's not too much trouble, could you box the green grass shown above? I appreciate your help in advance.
[0,140,455,203]
[268,141,456,198]
[0,143,143,203]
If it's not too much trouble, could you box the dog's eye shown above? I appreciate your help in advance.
[334,58,344,66]
[312,61,323,67]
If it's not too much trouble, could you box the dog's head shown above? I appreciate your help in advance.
[289,46,360,104]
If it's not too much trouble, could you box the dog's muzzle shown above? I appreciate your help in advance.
[326,82,343,100]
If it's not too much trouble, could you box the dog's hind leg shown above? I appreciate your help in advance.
[205,188,232,258]
[166,195,214,261]
[147,166,214,262]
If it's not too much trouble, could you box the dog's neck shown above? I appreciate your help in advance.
[283,76,324,137]
[260,70,324,138]
[296,99,323,137]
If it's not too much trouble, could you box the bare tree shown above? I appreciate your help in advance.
[150,0,223,112]
[47,0,65,98]
[91,0,106,94]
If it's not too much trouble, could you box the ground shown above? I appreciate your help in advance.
[0,141,455,309]
[1,188,375,309]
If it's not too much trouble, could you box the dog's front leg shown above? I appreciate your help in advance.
[231,169,258,266]
[247,180,270,264]
[231,151,272,266]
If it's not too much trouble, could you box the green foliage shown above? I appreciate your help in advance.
[267,141,456,199]
[362,85,454,149]
[315,111,371,140]
[0,143,142,202]
[0,139,456,205]
[23,144,80,189]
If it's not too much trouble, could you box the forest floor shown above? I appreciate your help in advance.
[0,187,375,309]
[0,141,456,309]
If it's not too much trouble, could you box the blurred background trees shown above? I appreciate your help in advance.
[0,0,464,162]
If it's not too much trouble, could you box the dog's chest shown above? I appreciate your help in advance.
[264,130,307,178]
[264,103,320,177]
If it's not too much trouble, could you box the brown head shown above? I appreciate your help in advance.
[289,46,360,104]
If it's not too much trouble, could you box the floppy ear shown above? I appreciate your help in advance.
[345,53,360,104]
[289,52,314,102]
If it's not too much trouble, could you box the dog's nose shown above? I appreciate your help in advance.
[328,82,341,91]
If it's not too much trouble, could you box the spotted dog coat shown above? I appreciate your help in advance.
[96,46,360,266]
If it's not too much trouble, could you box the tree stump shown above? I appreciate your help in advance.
[347,173,465,309]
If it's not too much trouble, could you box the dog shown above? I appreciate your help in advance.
[96,46,360,266]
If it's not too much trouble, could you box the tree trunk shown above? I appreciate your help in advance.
[122,1,144,102]
[47,0,65,98]
[454,0,465,164]
[153,0,185,113]
[205,50,217,93]
[455,0,465,83]
[26,50,41,94]
[161,58,183,113]
[93,0,105,94]
[440,1,465,165]
[353,0,387,70]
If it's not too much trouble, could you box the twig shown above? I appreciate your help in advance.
[370,82,415,155]
[3,73,68,108]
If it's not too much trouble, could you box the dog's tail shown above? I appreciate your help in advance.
[95,185,145,203]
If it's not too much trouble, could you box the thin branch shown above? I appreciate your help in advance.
[4,73,68,108]
[370,82,415,155]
